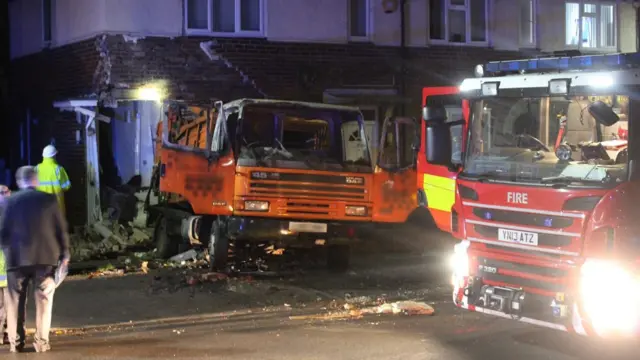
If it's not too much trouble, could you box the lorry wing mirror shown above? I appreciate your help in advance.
[422,105,448,123]
[426,122,453,166]
[588,101,619,127]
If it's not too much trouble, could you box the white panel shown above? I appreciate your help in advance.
[266,0,348,43]
[104,0,182,37]
[10,0,46,59]
[491,0,521,50]
[112,103,137,184]
[54,0,106,47]
[619,2,637,53]
[538,0,567,52]
[137,101,162,187]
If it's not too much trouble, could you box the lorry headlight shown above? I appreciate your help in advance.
[450,240,471,285]
[580,259,640,335]
[244,200,269,211]
[345,206,367,216]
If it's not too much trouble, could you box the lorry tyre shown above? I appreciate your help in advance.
[208,218,229,271]
[326,245,350,272]
[154,215,180,259]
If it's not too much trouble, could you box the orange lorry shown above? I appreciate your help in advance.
[149,98,419,270]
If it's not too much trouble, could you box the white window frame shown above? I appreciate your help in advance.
[348,0,373,42]
[42,0,53,46]
[519,0,537,48]
[429,0,490,46]
[184,0,265,37]
[564,1,617,51]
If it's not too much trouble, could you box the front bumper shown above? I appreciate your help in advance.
[452,274,640,338]
[226,216,372,246]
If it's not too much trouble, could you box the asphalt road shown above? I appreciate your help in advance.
[5,301,638,360]
[0,225,637,359]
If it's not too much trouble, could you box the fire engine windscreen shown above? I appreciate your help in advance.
[463,95,629,185]
[237,104,372,173]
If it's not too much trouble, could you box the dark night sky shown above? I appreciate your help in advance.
[0,2,8,161]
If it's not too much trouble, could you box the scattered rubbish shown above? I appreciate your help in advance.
[169,249,198,262]
[290,301,435,321]
[172,329,185,335]
[265,245,285,256]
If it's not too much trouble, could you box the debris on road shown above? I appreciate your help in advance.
[290,300,435,321]
[169,249,199,262]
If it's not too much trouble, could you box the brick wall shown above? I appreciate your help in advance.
[9,38,99,226]
[10,34,529,227]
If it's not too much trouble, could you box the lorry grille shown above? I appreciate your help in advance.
[248,172,367,201]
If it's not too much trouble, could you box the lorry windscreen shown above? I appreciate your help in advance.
[462,95,629,186]
[237,104,372,173]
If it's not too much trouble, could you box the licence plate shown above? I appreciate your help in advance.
[289,222,327,233]
[497,228,538,246]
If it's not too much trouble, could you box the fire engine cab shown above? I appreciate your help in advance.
[424,52,640,338]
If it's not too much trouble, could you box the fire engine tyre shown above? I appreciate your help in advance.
[208,219,229,271]
[154,216,180,259]
[326,245,350,272]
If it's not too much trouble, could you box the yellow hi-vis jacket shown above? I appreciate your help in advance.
[36,158,71,216]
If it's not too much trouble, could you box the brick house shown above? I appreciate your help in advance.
[8,0,639,228]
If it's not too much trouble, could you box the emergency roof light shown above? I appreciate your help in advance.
[482,52,640,77]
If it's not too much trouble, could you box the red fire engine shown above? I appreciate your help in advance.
[424,52,638,338]
[417,87,468,232]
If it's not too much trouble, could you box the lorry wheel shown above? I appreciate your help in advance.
[326,245,350,272]
[208,218,229,271]
[154,215,180,259]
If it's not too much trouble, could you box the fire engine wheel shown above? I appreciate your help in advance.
[208,219,229,271]
[154,216,180,259]
[326,245,350,272]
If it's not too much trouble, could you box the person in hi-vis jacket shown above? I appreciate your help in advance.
[35,145,71,217]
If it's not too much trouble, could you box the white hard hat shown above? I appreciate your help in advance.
[42,145,58,158]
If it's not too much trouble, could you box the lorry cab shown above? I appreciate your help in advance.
[152,99,419,271]
[425,52,640,338]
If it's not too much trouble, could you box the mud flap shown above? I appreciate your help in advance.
[158,101,235,215]
[372,115,419,223]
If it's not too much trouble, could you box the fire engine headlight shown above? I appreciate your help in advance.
[244,200,269,212]
[450,240,471,280]
[345,206,367,216]
[580,259,640,335]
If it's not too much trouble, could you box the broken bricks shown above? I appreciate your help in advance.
[290,300,435,321]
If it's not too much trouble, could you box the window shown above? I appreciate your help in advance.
[185,0,263,35]
[349,0,371,40]
[565,1,616,50]
[519,0,536,47]
[429,0,488,44]
[42,0,52,43]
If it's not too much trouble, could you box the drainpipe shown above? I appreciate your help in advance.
[637,4,640,51]
[399,0,407,116]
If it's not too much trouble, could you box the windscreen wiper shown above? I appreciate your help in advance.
[540,176,605,184]
[464,170,507,183]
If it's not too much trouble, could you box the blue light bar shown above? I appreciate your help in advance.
[483,52,640,76]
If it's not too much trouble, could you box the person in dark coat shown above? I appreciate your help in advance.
[0,166,70,353]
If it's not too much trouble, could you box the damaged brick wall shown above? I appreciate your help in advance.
[106,35,531,115]
[10,33,530,227]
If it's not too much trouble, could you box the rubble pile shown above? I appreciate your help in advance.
[71,182,155,262]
